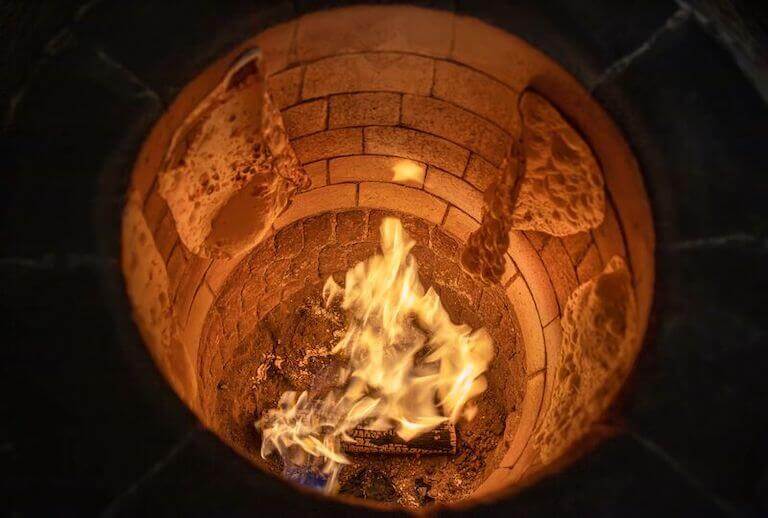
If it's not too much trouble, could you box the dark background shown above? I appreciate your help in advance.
[1,1,767,516]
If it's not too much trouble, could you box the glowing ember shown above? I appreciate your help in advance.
[257,218,494,492]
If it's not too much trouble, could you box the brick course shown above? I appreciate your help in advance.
[302,53,434,99]
[329,92,401,128]
[364,126,469,176]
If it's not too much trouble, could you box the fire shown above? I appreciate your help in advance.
[257,218,494,492]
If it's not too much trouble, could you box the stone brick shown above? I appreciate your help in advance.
[292,128,363,164]
[166,244,188,301]
[503,444,540,488]
[254,20,296,75]
[366,209,389,242]
[505,276,546,373]
[540,239,578,314]
[295,5,453,61]
[500,371,545,467]
[433,60,520,135]
[289,249,320,284]
[410,244,434,286]
[424,167,484,220]
[541,318,563,419]
[464,154,501,193]
[205,254,245,295]
[402,95,511,166]
[248,237,276,275]
[430,226,460,262]
[576,243,603,283]
[358,182,446,225]
[214,287,241,340]
[525,231,550,252]
[274,222,304,258]
[336,210,367,245]
[329,92,401,128]
[454,267,483,307]
[347,241,378,268]
[303,212,334,251]
[282,99,327,138]
[501,254,518,287]
[275,184,357,229]
[562,232,592,266]
[508,230,559,325]
[302,53,433,99]
[302,160,327,191]
[182,282,215,370]
[443,206,480,242]
[319,245,347,277]
[241,275,265,315]
[154,211,178,262]
[593,201,628,264]
[478,288,507,329]
[267,66,303,110]
[143,186,167,233]
[329,155,425,187]
[265,258,291,291]
[364,126,469,176]
[258,289,282,319]
[400,214,431,245]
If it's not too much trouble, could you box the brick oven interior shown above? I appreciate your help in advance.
[5,0,766,515]
[121,5,653,509]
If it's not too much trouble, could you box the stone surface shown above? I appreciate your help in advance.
[464,154,501,192]
[302,53,434,99]
[561,231,592,267]
[511,91,605,236]
[281,99,327,138]
[508,231,559,326]
[576,244,603,284]
[301,160,327,191]
[358,182,447,225]
[329,155,425,187]
[505,276,546,374]
[433,60,521,135]
[122,191,183,395]
[443,207,480,242]
[364,126,470,176]
[402,94,511,167]
[424,167,484,220]
[266,67,303,109]
[274,183,357,228]
[292,127,363,163]
[540,238,579,314]
[329,92,401,128]
[501,372,545,468]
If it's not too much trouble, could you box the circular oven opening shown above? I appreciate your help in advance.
[121,5,654,511]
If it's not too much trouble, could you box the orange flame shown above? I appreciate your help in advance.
[258,218,494,492]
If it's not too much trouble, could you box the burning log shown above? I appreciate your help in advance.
[343,422,456,455]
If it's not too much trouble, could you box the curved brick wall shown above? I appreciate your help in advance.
[196,208,526,486]
[122,5,654,504]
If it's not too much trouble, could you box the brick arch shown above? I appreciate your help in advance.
[123,4,653,506]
